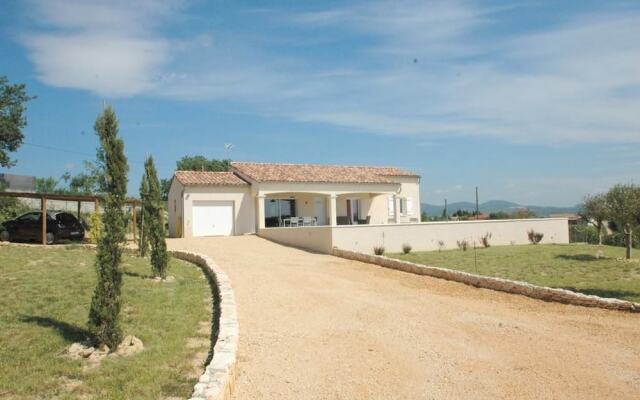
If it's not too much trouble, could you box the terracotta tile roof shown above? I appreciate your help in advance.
[231,162,417,184]
[174,171,248,186]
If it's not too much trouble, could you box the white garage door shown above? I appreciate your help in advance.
[192,200,234,237]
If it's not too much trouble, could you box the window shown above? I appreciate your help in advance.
[400,198,407,215]
[18,212,41,222]
[387,196,395,216]
[407,197,413,215]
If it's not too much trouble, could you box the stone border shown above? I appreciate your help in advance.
[332,248,639,313]
[170,251,239,400]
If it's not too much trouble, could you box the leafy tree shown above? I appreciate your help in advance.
[581,193,608,245]
[144,156,168,278]
[0,182,29,223]
[63,160,105,194]
[88,106,129,349]
[0,76,34,167]
[488,211,510,220]
[138,168,150,257]
[160,178,170,201]
[176,155,230,172]
[605,184,640,260]
[35,176,63,193]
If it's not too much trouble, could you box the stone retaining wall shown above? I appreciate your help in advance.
[332,248,639,313]
[170,251,239,400]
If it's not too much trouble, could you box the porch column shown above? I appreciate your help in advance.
[257,194,266,230]
[329,194,337,226]
[393,194,399,224]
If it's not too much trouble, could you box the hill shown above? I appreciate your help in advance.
[421,200,579,217]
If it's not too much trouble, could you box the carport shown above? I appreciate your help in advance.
[0,191,141,244]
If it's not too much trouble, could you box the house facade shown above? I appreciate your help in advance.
[168,162,421,238]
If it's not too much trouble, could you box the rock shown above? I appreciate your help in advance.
[78,346,95,358]
[115,335,144,357]
[164,275,176,283]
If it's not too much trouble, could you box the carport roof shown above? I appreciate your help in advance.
[231,162,418,184]
[174,171,249,186]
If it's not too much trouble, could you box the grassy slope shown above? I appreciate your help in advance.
[391,244,640,303]
[0,245,211,400]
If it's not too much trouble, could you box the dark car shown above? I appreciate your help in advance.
[0,211,85,244]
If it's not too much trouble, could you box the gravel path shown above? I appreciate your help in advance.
[168,236,640,400]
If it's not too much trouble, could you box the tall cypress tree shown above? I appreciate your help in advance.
[88,106,128,349]
[138,168,150,257]
[145,156,168,278]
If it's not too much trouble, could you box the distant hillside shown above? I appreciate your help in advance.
[421,200,579,217]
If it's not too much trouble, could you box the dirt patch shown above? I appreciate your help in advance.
[186,337,209,349]
[169,236,640,400]
[68,335,144,368]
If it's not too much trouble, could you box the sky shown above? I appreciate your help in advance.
[1,0,639,206]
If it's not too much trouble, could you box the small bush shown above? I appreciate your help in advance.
[480,232,492,248]
[527,229,544,244]
[402,243,412,254]
[88,212,102,244]
[456,240,469,251]
[373,246,385,255]
[437,240,445,252]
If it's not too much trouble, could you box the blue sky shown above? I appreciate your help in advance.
[1,0,639,206]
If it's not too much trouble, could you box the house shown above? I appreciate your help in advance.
[168,162,421,238]
[0,173,36,192]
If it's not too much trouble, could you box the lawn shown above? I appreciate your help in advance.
[390,244,640,303]
[0,245,212,400]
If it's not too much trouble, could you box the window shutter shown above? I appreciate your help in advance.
[407,197,413,215]
[388,196,395,216]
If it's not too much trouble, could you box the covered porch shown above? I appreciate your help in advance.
[256,190,401,229]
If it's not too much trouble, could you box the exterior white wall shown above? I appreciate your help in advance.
[258,226,334,253]
[171,184,255,238]
[331,218,569,254]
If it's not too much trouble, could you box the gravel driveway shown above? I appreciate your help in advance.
[168,236,640,400]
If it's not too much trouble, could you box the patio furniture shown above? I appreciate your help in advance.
[289,217,300,227]
[302,216,316,226]
[336,216,350,225]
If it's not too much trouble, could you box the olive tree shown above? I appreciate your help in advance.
[605,184,640,260]
[581,193,608,245]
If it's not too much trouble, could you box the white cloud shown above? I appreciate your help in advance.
[18,0,640,143]
[21,0,180,96]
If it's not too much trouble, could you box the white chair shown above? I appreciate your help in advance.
[289,217,300,227]
[302,216,315,226]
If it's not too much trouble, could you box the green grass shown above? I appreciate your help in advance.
[0,245,212,399]
[390,244,640,303]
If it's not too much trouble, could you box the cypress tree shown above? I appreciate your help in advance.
[138,167,150,257]
[88,107,128,349]
[145,156,168,278]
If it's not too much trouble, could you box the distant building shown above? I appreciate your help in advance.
[0,173,36,192]
[549,213,580,225]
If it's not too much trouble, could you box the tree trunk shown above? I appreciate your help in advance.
[597,221,603,245]
[626,230,633,260]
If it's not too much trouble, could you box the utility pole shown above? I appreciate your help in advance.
[475,186,479,220]
[444,198,448,221]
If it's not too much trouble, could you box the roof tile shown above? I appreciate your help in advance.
[174,171,248,186]
[231,162,417,184]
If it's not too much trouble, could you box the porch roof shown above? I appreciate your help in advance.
[174,171,249,186]
[231,162,417,184]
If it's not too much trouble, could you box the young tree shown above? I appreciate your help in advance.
[88,106,129,349]
[145,156,168,278]
[581,193,608,245]
[138,168,150,257]
[605,184,640,260]
[176,155,230,172]
[0,76,34,167]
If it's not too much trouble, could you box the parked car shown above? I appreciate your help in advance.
[0,211,85,244]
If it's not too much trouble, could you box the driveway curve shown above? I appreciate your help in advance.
[168,236,639,399]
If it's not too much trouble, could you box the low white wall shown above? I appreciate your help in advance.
[258,226,333,253]
[332,218,569,254]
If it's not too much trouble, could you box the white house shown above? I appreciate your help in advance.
[168,161,421,238]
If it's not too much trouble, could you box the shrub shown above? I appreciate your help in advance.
[373,246,385,255]
[527,229,544,244]
[88,106,129,349]
[456,240,469,251]
[569,224,600,244]
[88,212,102,244]
[603,232,640,249]
[437,240,445,252]
[480,232,492,248]
[402,243,412,254]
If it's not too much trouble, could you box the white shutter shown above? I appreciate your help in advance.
[407,197,413,215]
[388,196,395,216]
